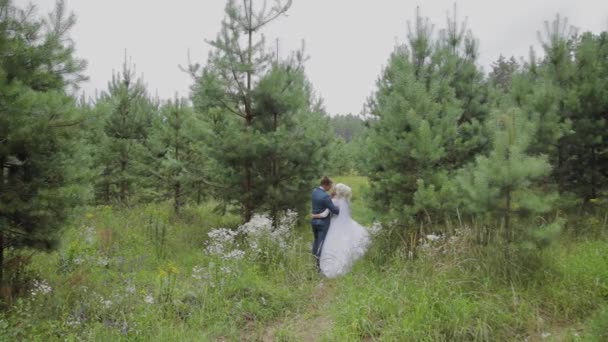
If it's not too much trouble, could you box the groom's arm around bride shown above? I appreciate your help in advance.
[310,176,340,271]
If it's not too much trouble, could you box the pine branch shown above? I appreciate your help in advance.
[49,120,82,128]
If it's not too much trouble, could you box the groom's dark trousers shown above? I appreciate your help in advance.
[311,187,340,270]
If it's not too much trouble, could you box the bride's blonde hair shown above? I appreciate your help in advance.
[334,183,352,201]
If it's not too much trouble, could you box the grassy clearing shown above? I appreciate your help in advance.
[1,176,607,341]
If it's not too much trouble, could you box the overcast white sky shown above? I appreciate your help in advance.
[14,0,608,115]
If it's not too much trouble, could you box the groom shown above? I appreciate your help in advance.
[311,176,340,271]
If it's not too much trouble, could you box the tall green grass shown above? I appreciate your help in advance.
[1,178,607,341]
[0,203,317,341]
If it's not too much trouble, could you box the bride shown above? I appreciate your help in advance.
[312,183,371,278]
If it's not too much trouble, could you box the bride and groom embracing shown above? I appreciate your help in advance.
[310,176,371,278]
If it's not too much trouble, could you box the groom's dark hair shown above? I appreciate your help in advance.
[320,176,332,187]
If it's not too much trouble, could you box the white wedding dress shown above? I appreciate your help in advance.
[319,198,371,278]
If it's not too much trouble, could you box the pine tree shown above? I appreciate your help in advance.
[93,58,156,204]
[366,9,464,220]
[489,55,520,92]
[147,97,202,213]
[535,14,578,187]
[253,61,334,219]
[560,32,608,200]
[366,42,461,219]
[189,0,332,221]
[188,0,292,221]
[0,0,87,281]
[457,107,556,242]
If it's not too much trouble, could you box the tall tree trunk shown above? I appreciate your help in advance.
[0,156,4,283]
[505,186,512,243]
[243,2,254,222]
[196,181,202,205]
[104,180,110,203]
[174,130,181,213]
[120,156,127,204]
[0,232,4,284]
[591,145,597,200]
[174,182,181,214]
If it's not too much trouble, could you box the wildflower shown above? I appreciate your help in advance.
[126,285,136,294]
[192,266,208,280]
[98,256,110,267]
[144,295,155,304]
[237,212,294,255]
[250,241,261,255]
[205,228,238,256]
[101,299,113,308]
[66,317,81,327]
[30,279,52,296]
[369,221,382,235]
[222,249,245,261]
[167,263,179,275]
[541,332,552,339]
[84,226,96,244]
[426,234,440,242]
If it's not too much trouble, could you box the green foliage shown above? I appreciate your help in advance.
[366,40,461,219]
[145,98,209,212]
[558,32,608,201]
[189,0,331,221]
[0,0,88,281]
[327,114,369,175]
[329,114,366,142]
[457,107,556,241]
[92,59,157,204]
[366,6,491,222]
[489,55,520,92]
[589,306,608,341]
[325,227,608,341]
[0,202,316,340]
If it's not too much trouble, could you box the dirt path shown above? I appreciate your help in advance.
[261,279,337,341]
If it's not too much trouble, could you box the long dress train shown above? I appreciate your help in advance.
[320,199,370,278]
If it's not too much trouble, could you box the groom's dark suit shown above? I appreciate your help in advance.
[311,187,340,270]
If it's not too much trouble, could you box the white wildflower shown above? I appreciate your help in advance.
[205,228,238,256]
[30,279,52,296]
[125,285,136,294]
[249,241,261,255]
[144,295,155,304]
[426,234,441,242]
[66,317,81,327]
[84,226,96,245]
[101,299,113,309]
[222,249,245,261]
[98,256,110,267]
[238,214,273,237]
[237,212,294,254]
[192,266,209,280]
[369,221,382,235]
[541,332,552,339]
